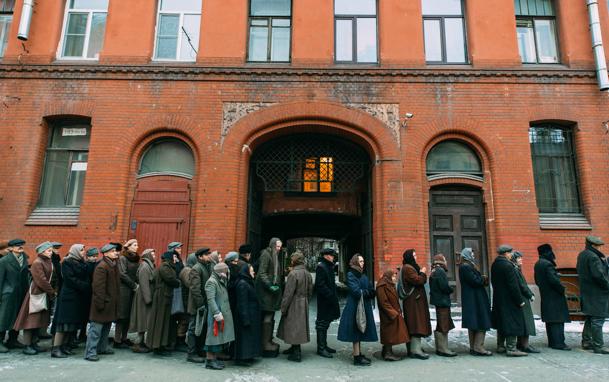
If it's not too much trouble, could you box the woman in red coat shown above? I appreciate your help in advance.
[376,269,409,361]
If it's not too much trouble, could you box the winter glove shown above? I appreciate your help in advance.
[214,312,224,322]
[270,285,280,293]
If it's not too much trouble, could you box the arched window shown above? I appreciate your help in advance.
[138,138,195,178]
[426,140,482,180]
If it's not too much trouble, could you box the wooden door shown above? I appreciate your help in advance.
[429,187,488,303]
[129,176,192,266]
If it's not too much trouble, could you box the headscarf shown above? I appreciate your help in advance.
[511,251,523,268]
[460,248,474,263]
[349,254,363,274]
[402,249,420,274]
[66,244,85,262]
[377,269,395,288]
[239,263,254,282]
[141,248,155,262]
[432,254,448,271]
[214,262,229,279]
[537,244,556,265]
[209,251,220,265]
[291,250,305,267]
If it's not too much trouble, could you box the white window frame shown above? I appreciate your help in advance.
[152,1,201,62]
[56,1,108,60]
[0,14,12,58]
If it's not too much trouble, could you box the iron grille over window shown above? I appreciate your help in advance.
[251,134,369,193]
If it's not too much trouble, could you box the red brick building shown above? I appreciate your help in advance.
[1,0,609,294]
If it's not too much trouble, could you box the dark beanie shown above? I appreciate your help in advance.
[238,244,252,254]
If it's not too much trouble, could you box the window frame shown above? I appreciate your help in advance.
[246,0,292,63]
[302,156,334,193]
[56,0,108,60]
[0,0,14,59]
[515,4,560,64]
[333,0,379,64]
[422,0,468,65]
[138,138,195,179]
[152,0,202,62]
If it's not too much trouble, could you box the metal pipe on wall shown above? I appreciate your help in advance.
[587,0,609,91]
[17,0,35,41]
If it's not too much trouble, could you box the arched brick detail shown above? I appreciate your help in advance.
[42,101,96,118]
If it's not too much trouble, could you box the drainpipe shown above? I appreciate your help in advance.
[17,0,35,41]
[587,0,609,91]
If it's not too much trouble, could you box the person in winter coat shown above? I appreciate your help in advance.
[510,251,538,353]
[83,243,121,362]
[534,243,570,350]
[255,237,285,357]
[459,247,492,356]
[238,244,252,266]
[429,254,456,357]
[576,235,609,354]
[76,247,99,344]
[130,248,155,353]
[204,262,235,370]
[51,244,91,358]
[146,251,180,356]
[167,241,188,352]
[277,251,313,362]
[337,254,377,366]
[376,269,409,361]
[234,264,261,365]
[491,245,527,357]
[186,247,212,363]
[314,248,340,358]
[401,249,431,360]
[114,239,140,348]
[0,238,29,353]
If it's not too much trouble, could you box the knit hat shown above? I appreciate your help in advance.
[214,262,229,277]
[36,241,54,254]
[209,251,220,264]
[537,244,553,257]
[224,251,239,263]
[161,251,175,261]
[124,239,138,250]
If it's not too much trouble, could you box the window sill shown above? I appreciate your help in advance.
[539,213,592,230]
[25,207,80,226]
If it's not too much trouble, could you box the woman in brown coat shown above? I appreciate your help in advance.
[129,248,155,353]
[376,269,409,361]
[277,251,313,362]
[115,239,140,348]
[401,249,431,360]
[14,242,57,355]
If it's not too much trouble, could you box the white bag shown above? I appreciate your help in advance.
[28,264,53,314]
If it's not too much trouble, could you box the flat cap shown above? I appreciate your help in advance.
[586,235,604,246]
[35,241,53,254]
[497,244,513,254]
[51,242,63,249]
[100,243,118,253]
[195,247,211,257]
[168,241,183,251]
[86,247,100,257]
[8,238,26,247]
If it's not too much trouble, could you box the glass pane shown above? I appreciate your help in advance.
[179,14,200,61]
[66,12,88,34]
[248,25,269,61]
[251,19,268,26]
[272,18,290,27]
[516,20,536,63]
[422,0,462,15]
[160,0,201,12]
[514,0,554,16]
[534,19,559,63]
[356,17,377,63]
[444,18,466,63]
[0,0,15,13]
[156,14,179,59]
[335,0,376,15]
[67,153,88,207]
[424,19,442,62]
[426,141,482,174]
[0,15,11,58]
[251,0,291,16]
[335,19,353,61]
[139,139,195,177]
[50,123,91,149]
[70,0,108,10]
[271,25,290,61]
[86,12,106,58]
[63,13,88,57]
[39,151,70,207]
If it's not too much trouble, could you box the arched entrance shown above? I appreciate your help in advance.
[247,133,372,279]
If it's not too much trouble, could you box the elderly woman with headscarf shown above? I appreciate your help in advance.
[400,249,431,360]
[204,262,235,370]
[511,251,538,353]
[50,244,91,358]
[376,268,409,361]
[234,264,262,365]
[114,239,140,348]
[337,254,377,366]
[130,248,156,353]
[459,247,492,356]
[429,254,456,357]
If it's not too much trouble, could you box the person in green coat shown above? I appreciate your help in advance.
[511,251,539,353]
[0,239,29,353]
[204,262,234,370]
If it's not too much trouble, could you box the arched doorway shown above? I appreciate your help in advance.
[129,138,194,265]
[247,133,372,280]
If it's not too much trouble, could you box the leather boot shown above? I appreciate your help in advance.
[353,354,371,366]
[269,319,280,348]
[187,352,206,363]
[287,345,302,362]
[505,336,527,357]
[382,345,401,361]
[316,330,333,358]
[6,330,24,349]
[472,331,492,356]
[435,331,457,357]
[282,345,296,355]
[51,346,68,358]
[408,337,429,360]
[60,344,74,355]
[496,333,506,354]
[261,322,279,358]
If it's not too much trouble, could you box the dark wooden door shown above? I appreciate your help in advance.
[129,176,191,266]
[429,187,488,303]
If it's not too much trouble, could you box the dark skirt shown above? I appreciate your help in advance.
[55,323,80,333]
[435,307,455,333]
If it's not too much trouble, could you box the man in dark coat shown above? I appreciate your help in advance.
[186,247,212,363]
[314,248,340,358]
[534,243,570,350]
[0,239,29,352]
[167,241,188,351]
[576,235,609,354]
[491,244,527,357]
[84,243,121,362]
[239,244,252,266]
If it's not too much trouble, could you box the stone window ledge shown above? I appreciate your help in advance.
[25,207,80,226]
[539,213,591,230]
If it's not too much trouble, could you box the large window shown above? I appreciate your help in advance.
[515,0,559,63]
[422,0,467,64]
[303,157,334,192]
[139,139,195,178]
[59,0,108,59]
[0,0,14,58]
[153,0,201,61]
[426,140,482,179]
[247,0,291,62]
[39,119,91,207]
[529,125,581,214]
[335,0,377,64]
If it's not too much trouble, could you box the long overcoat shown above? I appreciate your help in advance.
[401,265,432,337]
[117,252,139,320]
[89,257,121,323]
[491,255,526,336]
[234,271,262,360]
[376,278,410,345]
[146,261,180,349]
[14,255,55,330]
[429,266,454,308]
[277,264,313,345]
[0,251,29,331]
[576,246,609,318]
[337,270,378,342]
[205,273,235,346]
[459,262,492,330]
[315,257,340,322]
[54,257,92,326]
[254,245,285,312]
[187,261,212,314]
[534,256,570,323]
[515,267,536,336]
[129,258,155,333]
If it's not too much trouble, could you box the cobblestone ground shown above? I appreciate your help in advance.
[1,308,609,382]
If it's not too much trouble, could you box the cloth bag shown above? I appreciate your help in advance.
[171,286,185,315]
[195,305,208,336]
[355,294,366,333]
[29,265,53,314]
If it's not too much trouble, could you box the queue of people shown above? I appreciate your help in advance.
[0,235,607,369]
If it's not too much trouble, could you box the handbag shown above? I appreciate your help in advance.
[355,293,367,333]
[195,305,208,336]
[397,267,415,300]
[29,264,53,314]
[171,285,185,315]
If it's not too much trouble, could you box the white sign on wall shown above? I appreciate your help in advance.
[71,162,88,171]
[62,128,87,136]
